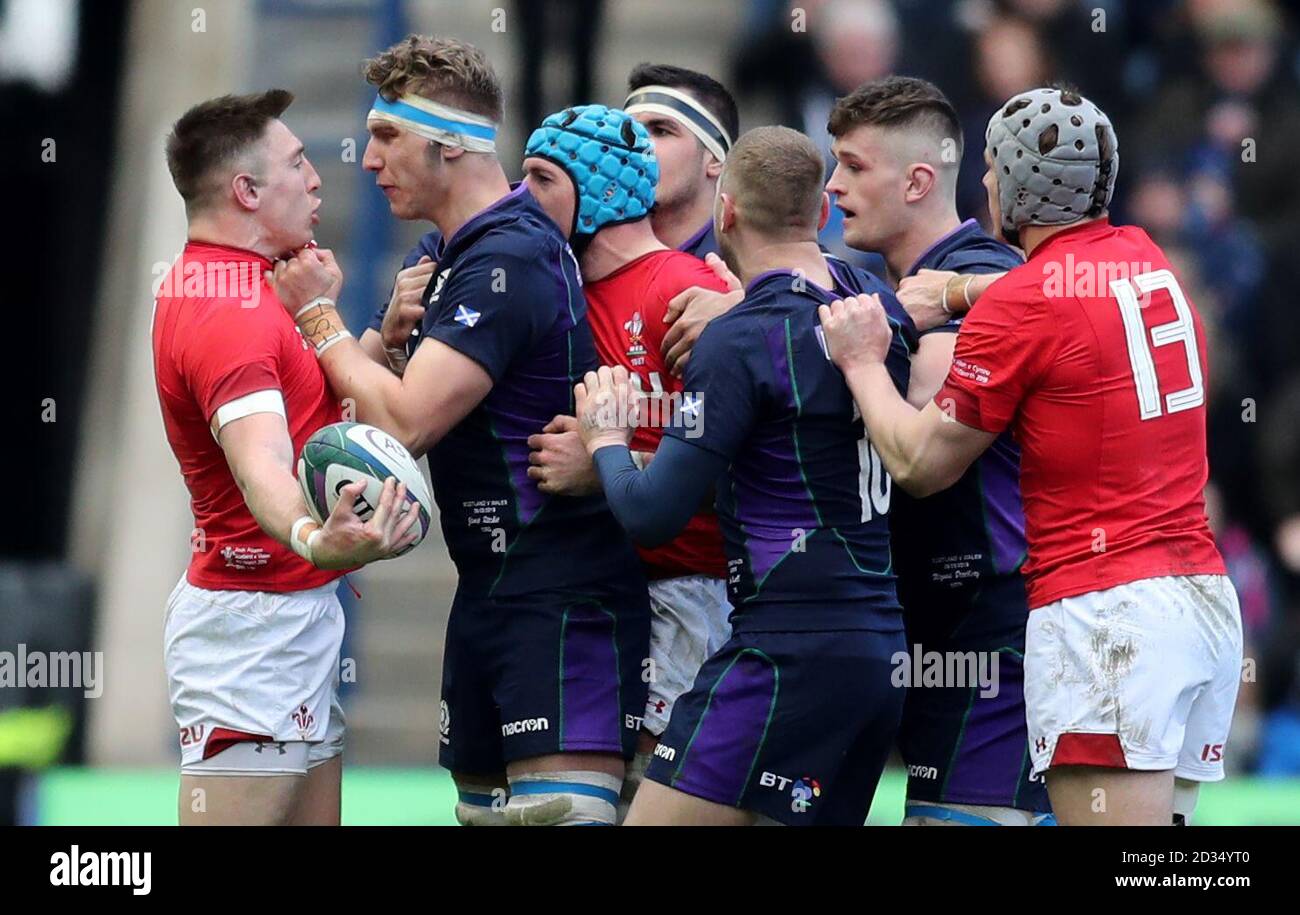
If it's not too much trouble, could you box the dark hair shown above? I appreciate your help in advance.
[165,89,293,215]
[628,62,739,144]
[828,76,962,156]
[364,34,503,123]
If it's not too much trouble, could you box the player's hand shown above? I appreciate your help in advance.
[267,246,344,314]
[662,284,744,378]
[700,251,742,293]
[896,268,957,332]
[526,414,603,496]
[382,255,435,349]
[575,366,641,455]
[818,294,892,373]
[311,477,420,568]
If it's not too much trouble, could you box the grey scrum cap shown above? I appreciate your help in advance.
[985,86,1118,234]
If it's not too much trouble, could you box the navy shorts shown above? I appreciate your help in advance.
[645,627,906,826]
[438,586,650,775]
[897,573,1049,813]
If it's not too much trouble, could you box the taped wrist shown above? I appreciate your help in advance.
[289,516,321,565]
[294,296,352,355]
[383,344,410,376]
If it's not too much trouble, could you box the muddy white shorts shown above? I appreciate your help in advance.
[164,575,346,775]
[1024,574,1242,781]
[644,574,733,736]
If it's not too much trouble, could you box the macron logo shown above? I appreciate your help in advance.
[454,305,481,328]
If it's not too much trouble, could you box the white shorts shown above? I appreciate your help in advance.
[644,574,733,736]
[164,576,346,775]
[1024,574,1242,781]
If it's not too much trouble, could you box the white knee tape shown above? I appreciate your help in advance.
[454,782,508,826]
[504,771,622,826]
[1173,778,1200,824]
[617,752,651,825]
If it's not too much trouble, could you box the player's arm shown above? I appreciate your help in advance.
[526,414,659,497]
[906,331,957,409]
[315,331,490,460]
[213,404,418,567]
[268,248,490,458]
[897,269,1004,332]
[575,366,727,546]
[359,328,386,365]
[530,265,733,497]
[820,295,996,498]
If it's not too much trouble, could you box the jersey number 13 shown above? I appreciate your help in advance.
[1111,269,1205,421]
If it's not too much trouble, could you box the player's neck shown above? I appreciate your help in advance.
[186,213,284,261]
[581,220,668,282]
[736,238,833,290]
[1019,215,1104,256]
[429,163,512,242]
[885,208,962,285]
[650,189,715,249]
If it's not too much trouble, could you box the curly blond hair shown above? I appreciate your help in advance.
[363,35,503,123]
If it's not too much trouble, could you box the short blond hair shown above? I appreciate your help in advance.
[363,34,503,122]
[722,126,824,237]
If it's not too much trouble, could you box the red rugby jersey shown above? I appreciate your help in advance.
[584,249,729,580]
[936,219,1225,608]
[152,240,342,592]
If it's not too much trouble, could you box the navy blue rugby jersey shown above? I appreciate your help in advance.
[677,221,719,259]
[403,184,640,598]
[368,229,442,335]
[890,218,1028,609]
[665,260,917,632]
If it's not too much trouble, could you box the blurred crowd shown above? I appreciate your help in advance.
[726,0,1300,774]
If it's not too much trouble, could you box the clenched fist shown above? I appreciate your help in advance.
[382,255,435,350]
[267,246,343,315]
[817,294,892,373]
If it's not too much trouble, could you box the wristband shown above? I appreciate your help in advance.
[290,515,320,565]
[961,274,976,311]
[294,296,351,355]
[941,275,959,316]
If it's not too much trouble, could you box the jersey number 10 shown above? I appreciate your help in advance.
[851,402,891,522]
[1111,269,1205,421]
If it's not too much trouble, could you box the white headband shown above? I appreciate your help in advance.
[625,84,732,163]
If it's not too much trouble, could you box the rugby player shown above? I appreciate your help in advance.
[824,76,1051,826]
[519,105,733,819]
[267,36,650,827]
[153,90,419,826]
[624,63,737,257]
[818,86,1242,826]
[576,126,917,826]
[623,64,746,378]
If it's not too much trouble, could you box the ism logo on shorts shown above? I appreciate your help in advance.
[501,717,550,736]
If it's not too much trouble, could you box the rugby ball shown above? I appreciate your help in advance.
[296,422,433,556]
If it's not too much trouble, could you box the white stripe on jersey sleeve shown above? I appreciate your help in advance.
[212,389,286,434]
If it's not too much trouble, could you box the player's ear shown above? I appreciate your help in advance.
[905,163,936,204]
[818,191,830,232]
[718,192,736,233]
[231,172,260,212]
[704,153,723,180]
[440,144,466,162]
